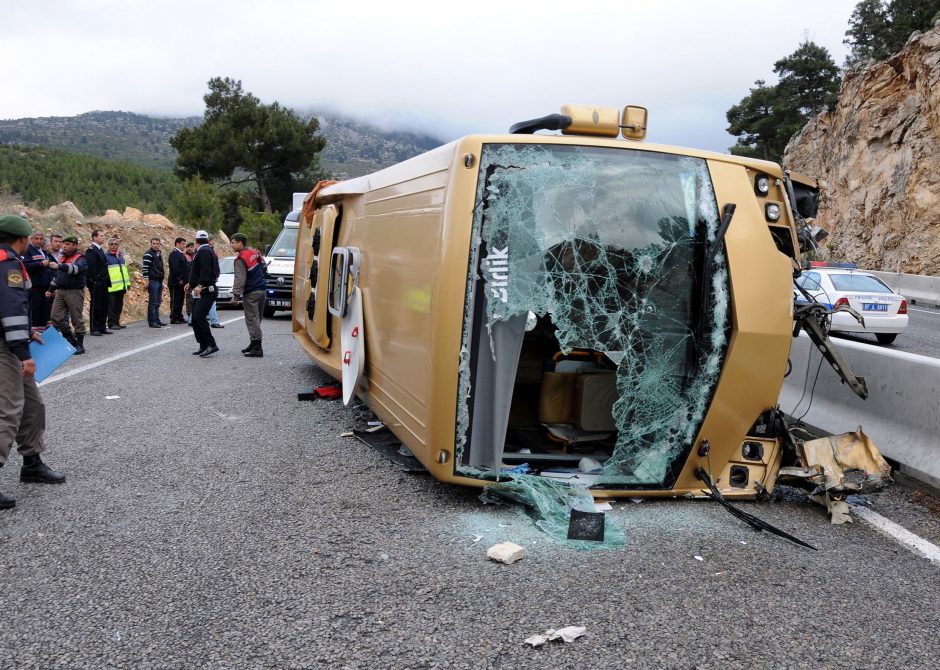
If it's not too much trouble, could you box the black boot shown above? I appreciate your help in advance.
[244,340,263,358]
[74,334,85,355]
[20,454,66,484]
[0,464,14,510]
[240,342,254,354]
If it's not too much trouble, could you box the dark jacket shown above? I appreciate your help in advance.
[188,244,219,288]
[49,250,87,291]
[0,243,32,360]
[142,248,165,282]
[22,243,52,289]
[85,243,111,288]
[168,247,187,284]
[233,248,267,297]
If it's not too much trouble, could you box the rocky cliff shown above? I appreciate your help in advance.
[784,27,940,274]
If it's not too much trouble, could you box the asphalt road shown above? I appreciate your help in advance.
[1,314,938,669]
[831,302,940,358]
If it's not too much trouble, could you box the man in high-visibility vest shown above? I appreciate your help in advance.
[105,238,130,330]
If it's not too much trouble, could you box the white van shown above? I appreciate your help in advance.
[263,210,300,317]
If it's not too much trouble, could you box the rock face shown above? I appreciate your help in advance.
[784,27,940,275]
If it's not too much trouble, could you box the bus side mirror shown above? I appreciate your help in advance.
[264,244,272,255]
[621,106,648,141]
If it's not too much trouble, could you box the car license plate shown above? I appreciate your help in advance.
[269,300,289,307]
[218,292,231,299]
[863,303,888,312]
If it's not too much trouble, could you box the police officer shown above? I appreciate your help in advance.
[188,230,220,357]
[0,215,67,510]
[230,233,267,357]
[47,235,88,355]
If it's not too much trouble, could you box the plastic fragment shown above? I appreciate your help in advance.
[487,542,526,564]
[524,626,586,647]
[105,395,120,400]
[694,555,704,561]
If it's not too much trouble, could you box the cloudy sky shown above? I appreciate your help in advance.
[1,0,859,152]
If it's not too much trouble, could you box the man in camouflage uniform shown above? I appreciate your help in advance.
[0,215,67,510]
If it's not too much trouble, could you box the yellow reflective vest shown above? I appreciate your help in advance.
[106,252,130,292]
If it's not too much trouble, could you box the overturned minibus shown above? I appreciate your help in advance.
[292,104,870,500]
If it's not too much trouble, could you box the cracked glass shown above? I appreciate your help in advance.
[456,142,729,489]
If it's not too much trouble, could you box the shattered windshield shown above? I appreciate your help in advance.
[457,143,730,487]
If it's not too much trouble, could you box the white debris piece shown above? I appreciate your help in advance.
[105,395,120,400]
[693,555,704,561]
[578,457,602,473]
[524,626,586,647]
[594,501,613,512]
[472,534,483,543]
[487,542,526,564]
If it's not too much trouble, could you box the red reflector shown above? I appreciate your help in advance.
[899,299,907,314]
[834,297,849,308]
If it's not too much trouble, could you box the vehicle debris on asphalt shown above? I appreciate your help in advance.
[524,626,586,647]
[486,542,526,564]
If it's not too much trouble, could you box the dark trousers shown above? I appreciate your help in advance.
[89,281,109,332]
[108,290,125,327]
[169,279,185,321]
[192,289,217,349]
[147,279,164,325]
[29,285,52,328]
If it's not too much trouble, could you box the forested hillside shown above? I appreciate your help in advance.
[0,145,181,215]
[0,109,443,179]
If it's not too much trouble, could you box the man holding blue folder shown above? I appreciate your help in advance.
[0,215,67,511]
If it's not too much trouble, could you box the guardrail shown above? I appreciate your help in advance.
[779,333,940,489]
[866,270,940,307]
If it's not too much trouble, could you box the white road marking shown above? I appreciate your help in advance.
[39,316,245,387]
[909,307,940,316]
[852,504,940,564]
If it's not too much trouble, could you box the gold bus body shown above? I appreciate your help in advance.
[293,133,803,499]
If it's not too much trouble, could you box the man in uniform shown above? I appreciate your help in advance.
[105,238,130,330]
[47,236,88,355]
[168,237,187,324]
[188,230,220,357]
[85,229,112,336]
[231,233,267,357]
[0,215,67,510]
[22,230,58,329]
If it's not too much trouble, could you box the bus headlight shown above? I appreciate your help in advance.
[765,202,781,222]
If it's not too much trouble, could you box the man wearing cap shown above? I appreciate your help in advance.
[47,235,87,355]
[231,233,267,357]
[188,230,220,357]
[0,215,67,510]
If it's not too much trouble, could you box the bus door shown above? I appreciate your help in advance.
[308,204,339,349]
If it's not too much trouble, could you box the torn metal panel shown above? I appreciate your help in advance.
[778,427,893,523]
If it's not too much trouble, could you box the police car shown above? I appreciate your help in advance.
[794,263,908,344]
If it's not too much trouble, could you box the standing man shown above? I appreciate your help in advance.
[105,238,130,330]
[85,229,112,336]
[168,237,187,324]
[47,236,87,355]
[22,230,58,329]
[207,236,224,329]
[183,241,195,321]
[0,215,67,510]
[231,233,266,358]
[142,237,167,328]
[49,233,64,259]
[188,230,220,358]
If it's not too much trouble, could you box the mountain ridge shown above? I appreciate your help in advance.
[0,109,444,179]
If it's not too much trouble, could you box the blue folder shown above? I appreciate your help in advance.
[29,327,76,383]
